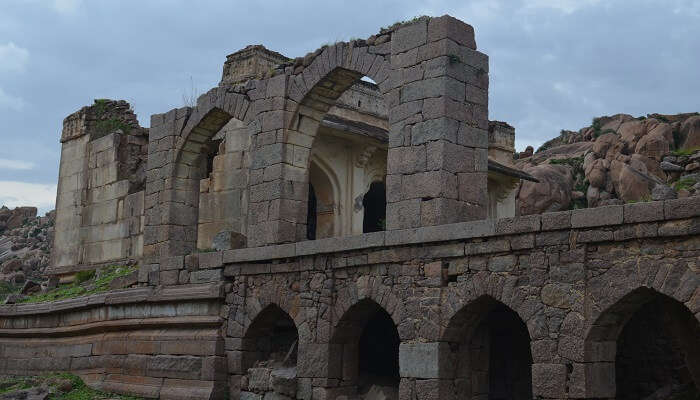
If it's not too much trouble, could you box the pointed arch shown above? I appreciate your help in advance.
[442,295,533,400]
[585,287,700,399]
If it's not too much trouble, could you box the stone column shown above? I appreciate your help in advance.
[142,107,196,263]
[386,16,490,230]
[398,342,453,400]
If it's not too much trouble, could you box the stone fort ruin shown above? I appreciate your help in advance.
[0,15,698,400]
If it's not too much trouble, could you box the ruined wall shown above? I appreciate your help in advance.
[3,197,700,399]
[0,284,226,398]
[50,100,147,277]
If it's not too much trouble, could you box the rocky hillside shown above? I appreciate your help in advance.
[0,206,55,300]
[515,112,700,215]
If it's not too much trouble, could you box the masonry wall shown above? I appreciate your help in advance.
[50,100,147,277]
[209,197,699,400]
[4,197,700,399]
[0,283,227,399]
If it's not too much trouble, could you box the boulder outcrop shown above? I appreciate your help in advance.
[515,113,700,214]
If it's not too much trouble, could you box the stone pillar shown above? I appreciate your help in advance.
[142,107,196,263]
[51,112,91,271]
[385,15,489,230]
[398,342,453,400]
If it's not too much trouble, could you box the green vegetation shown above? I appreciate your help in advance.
[591,117,603,138]
[381,15,427,31]
[18,265,136,304]
[0,373,143,399]
[673,177,698,191]
[448,54,460,64]
[92,98,111,116]
[627,194,652,204]
[672,128,683,150]
[671,147,700,156]
[94,118,132,137]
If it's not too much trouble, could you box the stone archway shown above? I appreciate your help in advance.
[585,287,700,399]
[143,86,251,260]
[442,295,533,400]
[238,304,300,399]
[329,298,401,398]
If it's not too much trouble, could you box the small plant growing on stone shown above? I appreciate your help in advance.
[448,54,460,64]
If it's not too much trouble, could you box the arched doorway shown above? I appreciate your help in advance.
[444,296,532,400]
[587,288,700,399]
[240,304,299,399]
[307,160,338,240]
[362,181,386,233]
[331,299,400,398]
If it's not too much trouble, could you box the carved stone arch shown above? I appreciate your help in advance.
[332,277,404,335]
[441,273,538,341]
[238,302,301,376]
[307,155,343,238]
[584,286,700,399]
[441,293,533,400]
[329,296,402,393]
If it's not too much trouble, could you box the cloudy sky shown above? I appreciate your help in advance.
[1,0,699,213]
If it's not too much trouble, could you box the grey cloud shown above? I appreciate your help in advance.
[0,0,697,201]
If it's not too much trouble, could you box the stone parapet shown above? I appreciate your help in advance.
[176,197,700,266]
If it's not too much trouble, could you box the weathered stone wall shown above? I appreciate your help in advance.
[143,15,492,260]
[210,196,699,400]
[50,100,147,277]
[0,283,227,399]
[5,197,700,399]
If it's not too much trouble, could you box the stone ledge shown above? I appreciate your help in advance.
[0,283,224,316]
[216,198,700,266]
[0,315,222,338]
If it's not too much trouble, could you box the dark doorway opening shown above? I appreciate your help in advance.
[362,181,386,233]
[485,304,533,400]
[616,296,700,400]
[306,183,317,240]
[358,309,400,384]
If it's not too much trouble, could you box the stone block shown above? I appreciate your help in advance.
[199,251,223,269]
[495,215,541,234]
[571,205,623,228]
[623,201,664,223]
[427,15,476,49]
[426,141,474,172]
[392,19,428,54]
[190,269,223,284]
[410,117,460,145]
[386,199,421,230]
[147,355,202,380]
[399,342,449,379]
[532,363,567,398]
[248,367,272,392]
[270,367,297,397]
[541,210,571,231]
[388,145,427,174]
[664,196,700,219]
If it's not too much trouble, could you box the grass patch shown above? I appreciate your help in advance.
[673,177,698,191]
[0,373,143,399]
[19,265,137,304]
[627,194,652,204]
[671,147,700,156]
[93,118,132,137]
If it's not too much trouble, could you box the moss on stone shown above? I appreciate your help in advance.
[19,265,137,304]
[0,372,143,399]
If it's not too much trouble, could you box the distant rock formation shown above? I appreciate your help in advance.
[0,206,55,300]
[515,113,700,215]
